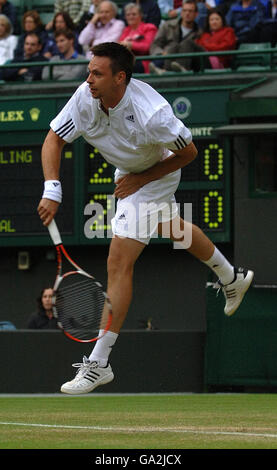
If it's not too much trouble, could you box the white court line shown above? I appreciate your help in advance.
[0,421,277,439]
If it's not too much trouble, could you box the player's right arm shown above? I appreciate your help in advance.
[37,129,66,226]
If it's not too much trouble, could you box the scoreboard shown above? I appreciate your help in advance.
[0,89,231,247]
[0,143,76,244]
[0,134,230,246]
[82,137,230,244]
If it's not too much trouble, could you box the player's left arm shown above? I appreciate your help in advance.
[114,142,197,199]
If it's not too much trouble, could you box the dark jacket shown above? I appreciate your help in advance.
[226,0,266,41]
[150,17,199,55]
[1,52,48,81]
[28,309,58,329]
[14,27,53,59]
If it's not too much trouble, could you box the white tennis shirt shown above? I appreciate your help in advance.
[50,78,192,180]
[50,78,193,242]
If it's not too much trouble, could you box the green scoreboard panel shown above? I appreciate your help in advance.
[0,143,76,244]
[177,139,229,237]
[82,136,230,244]
[0,133,230,246]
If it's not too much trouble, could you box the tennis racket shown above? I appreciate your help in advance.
[48,219,112,343]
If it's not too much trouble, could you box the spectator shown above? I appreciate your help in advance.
[195,0,209,28]
[78,0,104,31]
[42,29,87,80]
[0,32,48,81]
[120,0,162,27]
[256,0,277,45]
[196,8,237,68]
[0,0,17,33]
[0,14,18,65]
[225,0,267,44]
[46,0,92,30]
[149,0,203,74]
[28,288,58,330]
[53,10,76,32]
[51,11,83,53]
[78,1,125,59]
[159,0,208,28]
[119,3,157,73]
[14,10,56,60]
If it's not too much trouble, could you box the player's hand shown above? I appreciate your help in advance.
[37,198,60,226]
[114,174,144,199]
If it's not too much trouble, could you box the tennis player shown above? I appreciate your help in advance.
[38,42,253,394]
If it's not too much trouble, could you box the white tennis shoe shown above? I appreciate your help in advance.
[208,267,254,316]
[60,356,114,394]
[220,267,254,316]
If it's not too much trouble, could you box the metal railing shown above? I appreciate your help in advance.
[0,47,276,83]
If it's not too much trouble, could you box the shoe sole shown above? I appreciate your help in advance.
[225,270,254,317]
[60,372,114,395]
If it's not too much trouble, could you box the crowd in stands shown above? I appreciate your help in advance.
[0,0,276,81]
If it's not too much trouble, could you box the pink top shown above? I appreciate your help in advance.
[119,22,158,72]
[79,19,125,58]
[119,22,157,55]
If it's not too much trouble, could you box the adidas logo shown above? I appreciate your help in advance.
[118,213,126,220]
[52,182,60,187]
[125,114,135,122]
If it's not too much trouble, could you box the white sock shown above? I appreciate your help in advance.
[202,247,234,285]
[89,330,118,367]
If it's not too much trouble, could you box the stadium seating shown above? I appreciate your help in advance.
[234,42,272,71]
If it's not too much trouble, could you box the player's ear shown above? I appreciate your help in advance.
[116,70,126,85]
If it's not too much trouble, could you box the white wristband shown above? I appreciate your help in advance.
[42,180,62,203]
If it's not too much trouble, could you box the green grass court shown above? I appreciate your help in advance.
[1,394,277,450]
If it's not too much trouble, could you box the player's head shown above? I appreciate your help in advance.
[90,42,135,85]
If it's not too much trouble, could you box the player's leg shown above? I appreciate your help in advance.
[60,235,145,395]
[158,215,254,316]
[88,235,145,360]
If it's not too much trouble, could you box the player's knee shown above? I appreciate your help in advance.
[107,250,135,278]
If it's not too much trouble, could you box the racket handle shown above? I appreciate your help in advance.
[48,219,62,245]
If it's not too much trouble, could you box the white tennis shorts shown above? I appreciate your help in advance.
[111,170,181,244]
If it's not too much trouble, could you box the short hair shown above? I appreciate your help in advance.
[99,1,118,16]
[24,32,42,44]
[182,0,198,12]
[0,14,13,36]
[54,28,75,40]
[91,42,135,84]
[124,3,143,16]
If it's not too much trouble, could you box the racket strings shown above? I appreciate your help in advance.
[55,283,104,308]
[55,275,108,341]
[55,277,97,295]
